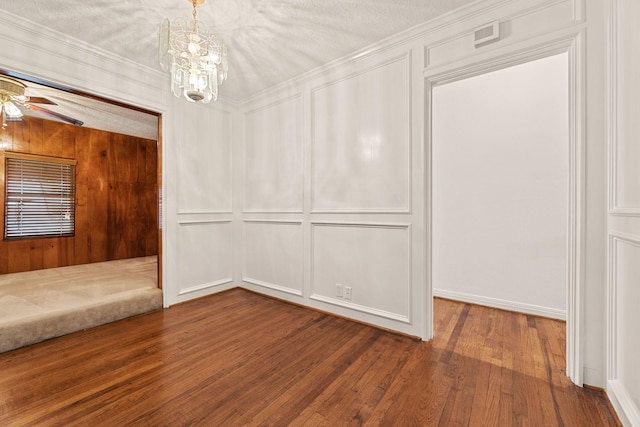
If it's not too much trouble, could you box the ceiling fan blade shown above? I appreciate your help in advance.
[25,104,83,126]
[27,97,57,105]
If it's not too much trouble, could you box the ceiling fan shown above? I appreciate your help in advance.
[0,76,83,128]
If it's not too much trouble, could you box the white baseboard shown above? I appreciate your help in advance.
[433,288,566,320]
[608,379,640,427]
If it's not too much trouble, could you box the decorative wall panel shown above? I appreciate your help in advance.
[243,220,303,295]
[177,220,233,295]
[610,235,640,412]
[610,0,640,214]
[310,222,410,322]
[311,55,410,212]
[176,102,232,213]
[606,1,640,422]
[243,95,303,212]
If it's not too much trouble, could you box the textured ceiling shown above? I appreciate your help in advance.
[0,0,475,137]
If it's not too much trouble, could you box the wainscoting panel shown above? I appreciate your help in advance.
[176,102,232,214]
[243,95,303,213]
[243,220,304,296]
[607,2,640,423]
[310,54,411,213]
[609,234,640,425]
[609,0,640,216]
[177,220,233,296]
[310,222,411,322]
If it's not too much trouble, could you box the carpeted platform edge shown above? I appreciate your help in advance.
[0,288,163,353]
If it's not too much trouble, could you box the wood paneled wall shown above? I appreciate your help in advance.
[0,116,158,274]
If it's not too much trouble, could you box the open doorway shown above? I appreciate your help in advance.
[0,71,163,352]
[0,72,161,277]
[429,52,571,376]
[431,52,569,319]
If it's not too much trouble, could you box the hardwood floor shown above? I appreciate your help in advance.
[0,288,620,426]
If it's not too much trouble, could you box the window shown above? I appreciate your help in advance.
[4,152,77,239]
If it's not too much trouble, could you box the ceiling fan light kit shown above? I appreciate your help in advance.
[0,76,84,129]
[0,76,26,128]
[159,0,228,104]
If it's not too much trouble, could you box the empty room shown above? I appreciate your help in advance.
[0,0,638,425]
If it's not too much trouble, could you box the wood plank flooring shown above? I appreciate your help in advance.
[0,288,620,426]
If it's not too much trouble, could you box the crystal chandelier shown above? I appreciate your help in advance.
[159,0,228,103]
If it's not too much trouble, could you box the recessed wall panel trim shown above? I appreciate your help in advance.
[243,219,304,225]
[243,220,304,297]
[176,104,233,215]
[176,220,233,297]
[177,210,234,215]
[177,219,233,225]
[607,232,640,426]
[310,52,412,214]
[243,94,304,213]
[310,222,411,323]
[607,5,640,217]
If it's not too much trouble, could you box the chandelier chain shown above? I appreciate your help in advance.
[192,0,198,31]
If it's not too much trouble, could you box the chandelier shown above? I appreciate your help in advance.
[159,0,228,103]
[0,76,26,128]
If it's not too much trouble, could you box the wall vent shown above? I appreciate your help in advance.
[474,21,500,48]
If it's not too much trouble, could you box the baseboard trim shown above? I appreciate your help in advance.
[433,289,566,320]
[607,379,640,427]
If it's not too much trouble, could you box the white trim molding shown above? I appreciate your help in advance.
[242,278,303,297]
[242,219,305,298]
[177,219,233,225]
[607,379,640,427]
[424,28,586,386]
[606,0,640,218]
[433,289,566,320]
[178,279,234,296]
[607,232,640,427]
[309,293,411,324]
[309,221,413,324]
[309,51,413,215]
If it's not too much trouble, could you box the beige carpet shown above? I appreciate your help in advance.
[0,256,162,353]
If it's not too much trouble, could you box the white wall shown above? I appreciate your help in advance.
[432,53,569,319]
[238,40,424,337]
[165,97,236,304]
[606,0,640,424]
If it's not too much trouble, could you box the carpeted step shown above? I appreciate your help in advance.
[0,287,162,353]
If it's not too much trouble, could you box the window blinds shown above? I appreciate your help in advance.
[4,153,77,239]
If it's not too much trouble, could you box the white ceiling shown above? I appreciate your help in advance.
[0,0,476,138]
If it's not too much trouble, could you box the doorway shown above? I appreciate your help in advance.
[428,51,572,373]
[431,52,569,318]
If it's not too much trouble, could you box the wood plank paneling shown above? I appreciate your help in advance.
[0,116,158,274]
[0,291,621,426]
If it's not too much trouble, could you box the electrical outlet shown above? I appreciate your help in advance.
[336,284,343,297]
[344,286,352,300]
